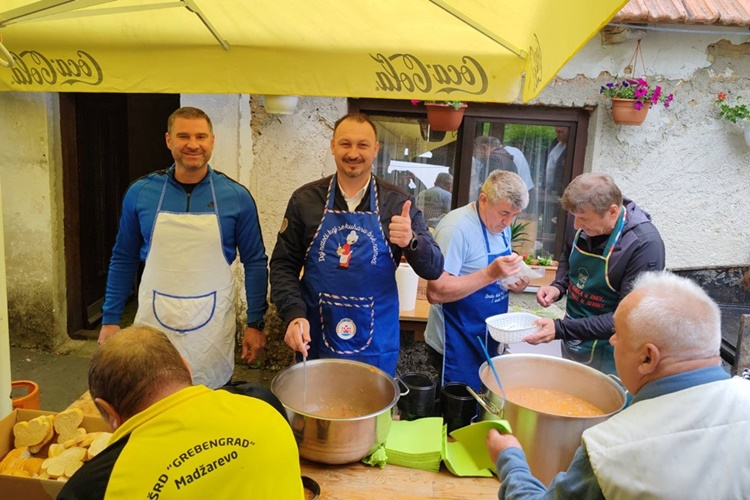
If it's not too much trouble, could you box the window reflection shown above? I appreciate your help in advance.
[370,116,457,228]
[470,122,570,257]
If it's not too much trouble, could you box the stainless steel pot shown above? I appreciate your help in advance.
[271,359,399,465]
[471,354,626,486]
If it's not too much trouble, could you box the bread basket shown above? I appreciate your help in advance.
[485,312,541,344]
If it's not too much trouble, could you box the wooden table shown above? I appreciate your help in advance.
[399,299,430,341]
[300,459,499,499]
[67,393,499,499]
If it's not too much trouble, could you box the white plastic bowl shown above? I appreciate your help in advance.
[486,312,541,343]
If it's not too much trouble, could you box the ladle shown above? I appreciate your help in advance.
[476,335,507,399]
[300,322,307,410]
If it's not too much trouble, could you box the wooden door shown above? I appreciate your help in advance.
[62,93,179,337]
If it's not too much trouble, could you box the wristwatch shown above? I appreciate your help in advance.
[407,231,419,251]
[247,319,265,331]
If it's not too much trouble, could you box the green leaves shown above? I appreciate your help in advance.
[716,93,750,124]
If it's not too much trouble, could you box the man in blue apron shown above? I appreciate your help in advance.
[525,173,665,375]
[424,171,530,391]
[269,113,444,376]
[99,107,269,389]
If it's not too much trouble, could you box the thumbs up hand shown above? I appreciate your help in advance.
[389,200,414,248]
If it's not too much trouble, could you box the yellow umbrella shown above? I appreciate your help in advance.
[0,0,627,101]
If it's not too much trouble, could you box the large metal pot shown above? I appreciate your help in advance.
[271,359,399,464]
[472,354,626,486]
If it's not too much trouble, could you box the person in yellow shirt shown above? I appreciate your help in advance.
[59,325,303,499]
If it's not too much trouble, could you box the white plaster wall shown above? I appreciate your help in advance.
[0,92,66,347]
[534,29,750,269]
[248,95,346,254]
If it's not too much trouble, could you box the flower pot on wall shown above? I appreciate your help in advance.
[263,95,298,114]
[425,103,467,131]
[610,98,649,125]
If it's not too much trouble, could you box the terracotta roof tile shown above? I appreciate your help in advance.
[613,0,750,26]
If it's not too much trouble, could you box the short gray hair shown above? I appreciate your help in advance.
[435,172,453,188]
[561,173,623,215]
[480,170,529,211]
[624,272,721,359]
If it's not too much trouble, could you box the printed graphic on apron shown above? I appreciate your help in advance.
[336,230,359,269]
[336,318,357,339]
[575,267,590,289]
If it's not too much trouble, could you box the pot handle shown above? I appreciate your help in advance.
[394,377,410,397]
[607,374,629,395]
[466,386,503,418]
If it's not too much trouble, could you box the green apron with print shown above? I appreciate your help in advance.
[561,207,626,375]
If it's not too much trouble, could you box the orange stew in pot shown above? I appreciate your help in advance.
[504,387,605,417]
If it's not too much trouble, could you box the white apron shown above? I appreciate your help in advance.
[134,177,236,389]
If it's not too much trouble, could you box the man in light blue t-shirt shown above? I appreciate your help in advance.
[425,170,530,390]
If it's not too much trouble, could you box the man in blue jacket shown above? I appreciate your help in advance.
[525,172,665,375]
[98,107,268,389]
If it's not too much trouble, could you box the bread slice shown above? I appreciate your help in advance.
[54,409,84,444]
[20,457,45,477]
[29,416,56,454]
[0,446,31,473]
[48,443,66,458]
[76,431,101,448]
[64,458,84,478]
[13,416,53,448]
[42,447,86,479]
[86,432,112,460]
[60,427,86,448]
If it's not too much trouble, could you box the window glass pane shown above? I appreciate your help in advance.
[470,122,570,257]
[370,116,457,228]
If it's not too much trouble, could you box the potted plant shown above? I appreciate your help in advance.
[716,92,750,146]
[411,100,467,132]
[510,220,531,253]
[522,253,558,287]
[600,78,674,125]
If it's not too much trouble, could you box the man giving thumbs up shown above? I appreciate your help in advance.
[269,113,444,375]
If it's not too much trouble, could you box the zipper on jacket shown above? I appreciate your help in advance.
[186,192,191,212]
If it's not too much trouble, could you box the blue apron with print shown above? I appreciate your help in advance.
[301,176,400,375]
[562,207,626,375]
[442,209,510,391]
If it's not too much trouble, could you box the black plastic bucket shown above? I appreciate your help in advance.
[397,372,437,420]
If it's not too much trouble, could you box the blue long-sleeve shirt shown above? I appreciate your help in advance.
[495,365,730,499]
[102,165,268,326]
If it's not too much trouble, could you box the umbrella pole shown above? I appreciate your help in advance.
[0,178,12,418]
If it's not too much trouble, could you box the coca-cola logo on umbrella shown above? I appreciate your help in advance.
[8,50,103,87]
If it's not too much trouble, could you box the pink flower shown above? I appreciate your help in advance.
[651,86,662,104]
[634,101,644,111]
[717,92,727,101]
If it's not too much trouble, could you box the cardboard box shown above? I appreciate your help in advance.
[0,409,110,500]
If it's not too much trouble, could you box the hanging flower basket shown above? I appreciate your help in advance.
[424,102,467,131]
[610,98,650,125]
